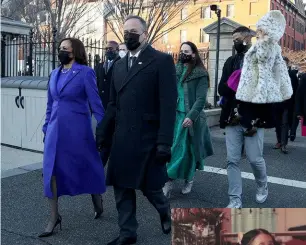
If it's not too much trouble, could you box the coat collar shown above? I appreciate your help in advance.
[176,63,208,83]
[118,45,155,92]
[53,62,83,94]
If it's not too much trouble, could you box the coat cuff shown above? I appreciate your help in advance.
[186,109,200,122]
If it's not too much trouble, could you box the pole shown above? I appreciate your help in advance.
[29,29,34,76]
[214,9,221,107]
[52,27,57,70]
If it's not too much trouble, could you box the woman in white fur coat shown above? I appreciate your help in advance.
[236,10,293,104]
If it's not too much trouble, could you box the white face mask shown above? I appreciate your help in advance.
[119,50,127,58]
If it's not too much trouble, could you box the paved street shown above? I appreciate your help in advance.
[1,126,306,245]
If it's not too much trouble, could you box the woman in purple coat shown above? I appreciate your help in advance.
[38,38,106,237]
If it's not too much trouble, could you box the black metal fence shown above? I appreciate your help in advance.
[1,29,106,77]
[1,28,209,77]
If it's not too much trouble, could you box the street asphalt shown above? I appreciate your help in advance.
[1,126,306,245]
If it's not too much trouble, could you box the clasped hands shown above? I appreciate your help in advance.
[95,135,171,165]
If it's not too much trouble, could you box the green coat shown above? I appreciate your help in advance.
[176,64,214,162]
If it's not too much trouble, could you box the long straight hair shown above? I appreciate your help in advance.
[240,229,278,245]
[179,41,209,87]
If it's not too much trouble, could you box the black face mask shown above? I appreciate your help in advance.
[105,50,117,60]
[58,50,72,65]
[179,53,192,63]
[234,40,247,53]
[124,32,141,51]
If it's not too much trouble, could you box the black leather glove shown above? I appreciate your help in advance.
[156,144,171,164]
[96,135,104,152]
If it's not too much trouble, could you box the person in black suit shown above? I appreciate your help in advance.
[96,15,177,245]
[95,41,120,165]
[273,57,299,154]
[296,73,306,127]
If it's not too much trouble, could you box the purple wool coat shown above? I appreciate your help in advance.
[42,62,106,198]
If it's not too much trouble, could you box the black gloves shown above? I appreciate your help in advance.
[96,134,104,152]
[156,144,171,164]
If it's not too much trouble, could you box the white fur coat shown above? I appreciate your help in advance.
[236,11,293,104]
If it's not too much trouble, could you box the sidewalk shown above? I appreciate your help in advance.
[1,146,43,178]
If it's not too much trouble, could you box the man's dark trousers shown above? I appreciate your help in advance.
[114,186,169,238]
[276,109,289,146]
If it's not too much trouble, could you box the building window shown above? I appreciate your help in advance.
[271,3,274,9]
[289,16,291,27]
[201,6,211,19]
[291,37,294,49]
[283,34,286,47]
[231,209,277,233]
[226,4,234,18]
[292,18,295,28]
[180,30,187,43]
[200,29,209,43]
[181,7,188,20]
[162,32,168,44]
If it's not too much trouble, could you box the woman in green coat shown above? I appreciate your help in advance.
[163,41,214,197]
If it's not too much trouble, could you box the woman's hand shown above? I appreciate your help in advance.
[182,118,193,128]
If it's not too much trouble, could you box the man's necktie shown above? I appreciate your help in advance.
[129,57,136,69]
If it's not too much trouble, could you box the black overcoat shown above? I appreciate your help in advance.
[95,56,120,108]
[96,45,177,190]
[296,74,306,126]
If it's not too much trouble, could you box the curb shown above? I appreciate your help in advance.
[1,162,42,179]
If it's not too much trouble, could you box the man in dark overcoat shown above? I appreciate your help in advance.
[96,15,177,245]
[95,41,120,166]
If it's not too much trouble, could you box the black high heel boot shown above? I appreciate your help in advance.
[38,215,62,238]
[91,194,103,219]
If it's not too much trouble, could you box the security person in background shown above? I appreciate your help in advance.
[95,41,120,166]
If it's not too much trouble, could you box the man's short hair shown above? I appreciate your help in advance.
[108,40,119,47]
[125,15,147,31]
[282,56,289,63]
[232,26,252,35]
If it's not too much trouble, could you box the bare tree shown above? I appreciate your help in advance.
[282,48,306,72]
[100,0,201,44]
[2,0,100,40]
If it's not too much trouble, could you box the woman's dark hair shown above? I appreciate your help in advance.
[179,41,210,87]
[58,38,88,66]
[240,229,277,245]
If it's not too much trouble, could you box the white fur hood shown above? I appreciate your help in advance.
[235,11,293,104]
[256,10,286,42]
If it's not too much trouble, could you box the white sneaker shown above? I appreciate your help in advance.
[163,181,173,198]
[226,199,242,208]
[256,183,268,203]
[181,181,193,194]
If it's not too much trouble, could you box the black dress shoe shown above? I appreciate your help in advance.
[160,213,171,234]
[107,236,137,245]
[290,134,296,142]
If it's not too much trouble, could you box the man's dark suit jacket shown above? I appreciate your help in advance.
[95,56,120,109]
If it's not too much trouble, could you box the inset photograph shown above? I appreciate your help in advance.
[171,208,306,245]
